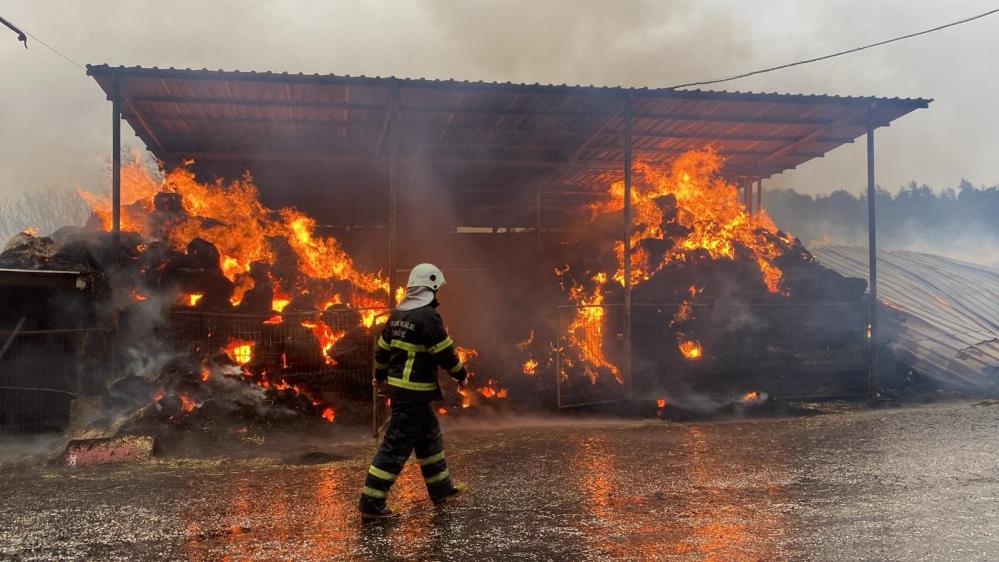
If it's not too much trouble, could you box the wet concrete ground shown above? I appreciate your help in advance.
[3,400,999,561]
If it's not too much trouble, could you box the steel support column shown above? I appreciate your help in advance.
[376,80,399,438]
[387,80,399,306]
[111,80,121,299]
[866,105,878,397]
[110,77,122,381]
[756,178,763,211]
[622,95,633,397]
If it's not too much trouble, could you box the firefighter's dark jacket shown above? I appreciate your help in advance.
[374,304,467,401]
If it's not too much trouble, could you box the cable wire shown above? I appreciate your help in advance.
[1,14,84,69]
[668,7,999,89]
[23,29,84,69]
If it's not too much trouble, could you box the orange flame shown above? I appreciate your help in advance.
[437,406,448,415]
[78,158,389,302]
[455,346,478,365]
[656,398,667,409]
[179,393,196,413]
[200,366,210,382]
[476,379,509,400]
[589,149,786,293]
[320,407,335,423]
[522,358,539,376]
[679,340,703,360]
[564,273,621,384]
[741,391,761,403]
[225,339,255,365]
[457,386,473,409]
[301,319,344,365]
[185,293,204,307]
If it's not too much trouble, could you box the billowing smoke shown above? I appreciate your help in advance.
[764,182,999,266]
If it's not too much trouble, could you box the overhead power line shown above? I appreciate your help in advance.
[0,14,84,69]
[668,6,999,89]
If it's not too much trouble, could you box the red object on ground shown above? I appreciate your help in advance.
[64,436,154,466]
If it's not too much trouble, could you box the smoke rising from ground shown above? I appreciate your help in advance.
[764,181,999,266]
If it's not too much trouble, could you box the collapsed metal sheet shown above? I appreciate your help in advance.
[814,246,999,391]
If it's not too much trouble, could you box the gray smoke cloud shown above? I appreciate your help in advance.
[1,0,997,206]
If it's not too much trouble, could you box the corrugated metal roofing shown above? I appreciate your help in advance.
[85,65,930,187]
[815,247,999,392]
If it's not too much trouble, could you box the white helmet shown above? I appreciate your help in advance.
[407,263,446,291]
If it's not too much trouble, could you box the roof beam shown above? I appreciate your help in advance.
[120,94,168,155]
[133,95,884,129]
[173,150,628,170]
[178,143,821,175]
[372,80,396,157]
[148,118,854,146]
[158,132,826,162]
[754,105,871,167]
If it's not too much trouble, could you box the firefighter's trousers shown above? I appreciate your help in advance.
[359,400,456,510]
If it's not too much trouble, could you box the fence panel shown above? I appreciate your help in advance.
[169,308,387,401]
[555,301,870,405]
[0,328,109,433]
[555,303,629,408]
[632,301,870,400]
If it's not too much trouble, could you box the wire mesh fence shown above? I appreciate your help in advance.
[555,303,628,408]
[168,307,388,401]
[0,328,110,433]
[556,301,870,406]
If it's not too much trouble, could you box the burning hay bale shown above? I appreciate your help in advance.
[1,157,401,433]
[533,148,873,403]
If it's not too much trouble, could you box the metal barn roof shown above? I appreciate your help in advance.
[86,65,929,179]
[815,247,999,392]
[84,65,930,228]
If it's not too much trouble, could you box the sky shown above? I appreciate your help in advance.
[1,0,997,198]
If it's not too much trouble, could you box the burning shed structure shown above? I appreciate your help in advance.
[1,64,932,432]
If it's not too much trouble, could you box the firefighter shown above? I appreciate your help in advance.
[358,263,469,518]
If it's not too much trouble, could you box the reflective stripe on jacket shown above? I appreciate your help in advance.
[374,304,466,401]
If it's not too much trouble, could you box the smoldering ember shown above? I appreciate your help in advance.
[1,50,998,560]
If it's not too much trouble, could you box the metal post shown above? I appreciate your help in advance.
[622,95,633,398]
[555,306,562,409]
[756,178,763,211]
[110,77,121,381]
[387,81,399,307]
[866,105,878,397]
[111,80,121,297]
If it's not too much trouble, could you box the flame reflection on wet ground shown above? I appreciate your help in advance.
[3,402,999,560]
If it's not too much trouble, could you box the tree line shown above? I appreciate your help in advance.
[0,187,92,242]
[764,180,999,265]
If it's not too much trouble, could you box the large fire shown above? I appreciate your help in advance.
[589,149,784,291]
[77,157,392,424]
[559,148,791,384]
[81,157,388,308]
[561,271,622,385]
